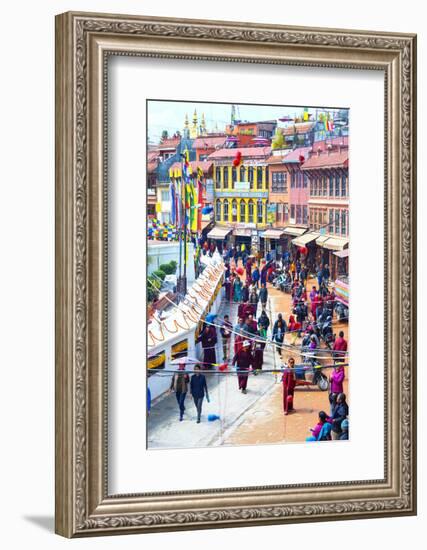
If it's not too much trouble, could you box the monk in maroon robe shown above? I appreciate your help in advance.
[232,341,253,393]
[197,325,217,369]
[282,357,297,414]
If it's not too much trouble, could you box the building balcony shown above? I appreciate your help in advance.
[214,189,268,199]
[147,188,156,204]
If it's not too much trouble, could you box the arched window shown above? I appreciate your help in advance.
[248,200,254,223]
[231,166,237,188]
[232,199,238,222]
[257,166,263,187]
[240,165,245,182]
[223,166,229,185]
[335,174,340,196]
[257,199,263,224]
[341,173,347,197]
[215,166,221,189]
[248,167,254,189]
[223,200,229,220]
[240,200,246,221]
[341,210,347,235]
[215,200,221,221]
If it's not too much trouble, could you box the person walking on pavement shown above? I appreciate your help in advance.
[220,315,232,361]
[169,363,190,421]
[272,313,287,356]
[322,264,331,286]
[252,264,260,288]
[241,282,250,303]
[190,365,209,423]
[282,357,296,415]
[196,324,217,369]
[233,276,242,303]
[249,287,259,316]
[259,283,268,311]
[232,340,253,394]
[257,309,270,348]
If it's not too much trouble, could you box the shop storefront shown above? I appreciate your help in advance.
[260,228,286,260]
[291,231,319,271]
[314,235,349,279]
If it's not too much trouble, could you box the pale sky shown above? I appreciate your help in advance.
[147,100,345,144]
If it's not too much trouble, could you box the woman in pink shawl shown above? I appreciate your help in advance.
[330,364,345,395]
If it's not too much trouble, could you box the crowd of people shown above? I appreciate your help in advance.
[166,242,349,438]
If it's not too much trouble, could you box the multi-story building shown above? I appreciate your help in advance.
[193,134,226,161]
[262,147,312,257]
[301,143,349,277]
[147,147,159,217]
[266,149,290,228]
[225,120,277,147]
[207,146,271,251]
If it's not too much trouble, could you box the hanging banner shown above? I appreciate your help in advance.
[267,203,277,224]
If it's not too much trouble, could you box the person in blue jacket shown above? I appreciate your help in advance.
[190,365,209,423]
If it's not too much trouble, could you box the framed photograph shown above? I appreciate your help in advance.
[55,11,417,537]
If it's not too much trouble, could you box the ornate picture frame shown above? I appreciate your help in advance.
[55,11,417,537]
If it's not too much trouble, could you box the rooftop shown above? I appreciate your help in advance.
[169,160,213,173]
[281,122,316,136]
[193,135,227,149]
[283,146,313,163]
[301,148,349,170]
[208,146,271,160]
[158,137,181,150]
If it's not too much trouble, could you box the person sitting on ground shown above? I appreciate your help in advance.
[330,392,349,440]
[307,411,332,441]
[339,418,349,440]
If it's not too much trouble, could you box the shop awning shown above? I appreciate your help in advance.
[322,237,349,251]
[261,229,286,239]
[233,228,252,237]
[283,226,307,237]
[207,226,232,239]
[333,248,350,258]
[292,231,319,247]
[315,235,330,247]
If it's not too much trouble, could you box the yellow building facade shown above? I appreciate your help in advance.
[213,162,269,227]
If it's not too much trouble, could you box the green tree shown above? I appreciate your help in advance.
[271,128,284,150]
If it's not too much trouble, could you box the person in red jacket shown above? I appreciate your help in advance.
[333,330,348,362]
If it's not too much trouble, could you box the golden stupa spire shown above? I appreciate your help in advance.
[190,109,198,139]
[201,112,207,134]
